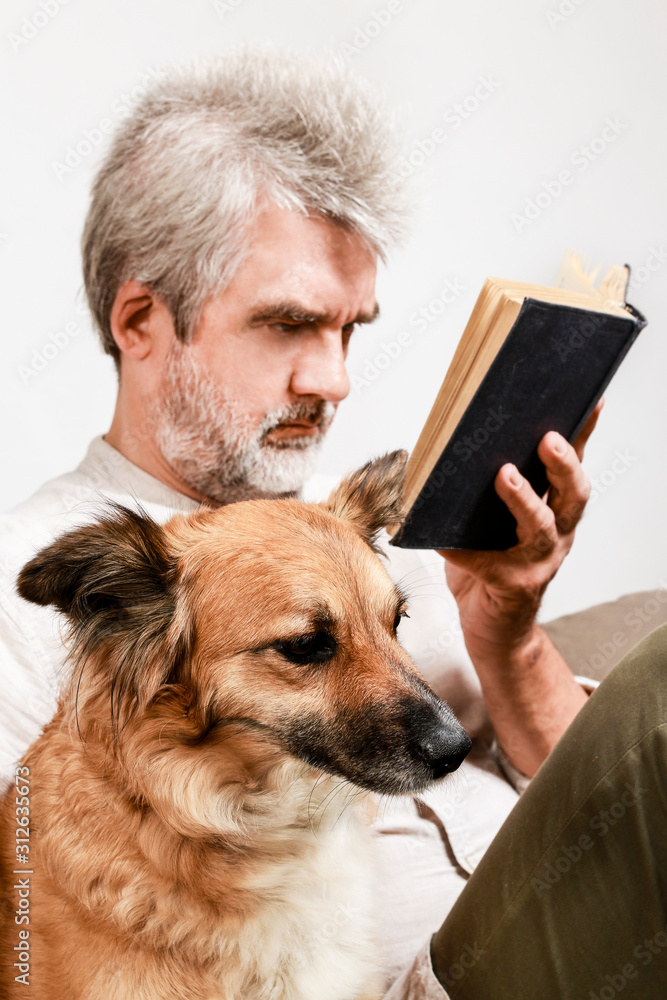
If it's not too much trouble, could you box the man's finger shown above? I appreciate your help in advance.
[571,397,604,461]
[494,464,558,556]
[537,431,591,533]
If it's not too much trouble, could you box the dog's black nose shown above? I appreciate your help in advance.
[418,726,472,779]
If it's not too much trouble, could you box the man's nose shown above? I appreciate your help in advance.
[289,332,350,403]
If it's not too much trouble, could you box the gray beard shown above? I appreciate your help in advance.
[151,344,335,504]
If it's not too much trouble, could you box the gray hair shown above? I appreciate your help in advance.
[82,45,411,368]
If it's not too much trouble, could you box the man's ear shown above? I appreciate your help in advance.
[109,280,165,361]
[18,505,191,728]
[325,450,408,553]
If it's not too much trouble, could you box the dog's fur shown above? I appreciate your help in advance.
[0,452,471,999]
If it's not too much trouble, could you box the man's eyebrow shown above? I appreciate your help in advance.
[248,299,380,327]
[355,302,380,325]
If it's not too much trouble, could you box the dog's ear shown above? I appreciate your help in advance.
[18,504,172,620]
[18,504,190,729]
[325,450,408,553]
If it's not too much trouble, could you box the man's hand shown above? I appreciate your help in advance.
[441,400,602,656]
[438,400,603,775]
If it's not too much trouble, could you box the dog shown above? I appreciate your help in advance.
[0,451,471,999]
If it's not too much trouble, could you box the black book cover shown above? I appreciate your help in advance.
[391,297,647,551]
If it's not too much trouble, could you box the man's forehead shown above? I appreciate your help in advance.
[242,203,377,276]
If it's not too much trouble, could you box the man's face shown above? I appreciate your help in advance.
[152,202,378,503]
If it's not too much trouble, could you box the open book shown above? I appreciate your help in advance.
[390,252,647,551]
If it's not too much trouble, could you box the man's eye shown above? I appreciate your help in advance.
[342,322,356,341]
[273,632,337,665]
[272,321,300,334]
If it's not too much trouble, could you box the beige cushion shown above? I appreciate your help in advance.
[542,590,667,683]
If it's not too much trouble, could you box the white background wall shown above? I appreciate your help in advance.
[0,0,665,621]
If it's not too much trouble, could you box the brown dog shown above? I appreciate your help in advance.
[0,451,470,999]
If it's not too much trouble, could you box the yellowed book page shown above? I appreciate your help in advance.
[409,296,509,483]
[406,280,503,478]
[598,265,630,305]
[555,249,601,295]
[402,289,519,513]
[402,295,522,513]
[496,279,629,316]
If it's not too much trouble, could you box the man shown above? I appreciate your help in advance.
[2,48,665,997]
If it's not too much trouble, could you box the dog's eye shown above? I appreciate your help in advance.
[393,610,409,633]
[273,632,337,665]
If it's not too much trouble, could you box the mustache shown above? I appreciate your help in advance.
[257,400,336,444]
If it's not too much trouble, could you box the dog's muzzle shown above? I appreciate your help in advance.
[282,688,472,795]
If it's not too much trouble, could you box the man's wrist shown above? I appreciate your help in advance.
[462,617,545,675]
[465,624,588,776]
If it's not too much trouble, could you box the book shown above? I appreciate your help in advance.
[389,252,647,551]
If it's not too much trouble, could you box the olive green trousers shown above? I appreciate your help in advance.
[430,622,667,999]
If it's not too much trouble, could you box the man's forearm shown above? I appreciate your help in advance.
[467,625,588,777]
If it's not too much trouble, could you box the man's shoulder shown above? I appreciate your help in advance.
[1,439,121,562]
[2,436,199,558]
[0,437,198,593]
